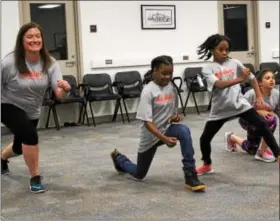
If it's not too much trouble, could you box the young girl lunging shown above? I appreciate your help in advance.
[110,55,206,191]
[195,34,280,175]
[225,69,279,162]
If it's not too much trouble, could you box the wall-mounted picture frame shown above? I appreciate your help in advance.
[141,5,176,30]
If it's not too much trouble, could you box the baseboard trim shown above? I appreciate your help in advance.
[1,105,209,135]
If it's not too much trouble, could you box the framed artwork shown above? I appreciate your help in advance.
[141,5,176,30]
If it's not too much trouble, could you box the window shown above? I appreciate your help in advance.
[30,3,68,60]
[223,4,248,51]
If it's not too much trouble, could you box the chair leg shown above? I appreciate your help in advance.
[81,101,89,125]
[84,103,90,126]
[192,92,200,115]
[119,100,125,123]
[88,102,96,126]
[183,91,191,114]
[112,99,120,122]
[122,99,130,123]
[45,106,52,129]
[178,93,186,116]
[78,103,83,124]
[52,106,60,130]
[82,105,86,124]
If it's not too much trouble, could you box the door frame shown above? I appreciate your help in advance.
[253,1,260,68]
[18,1,83,83]
[217,0,261,68]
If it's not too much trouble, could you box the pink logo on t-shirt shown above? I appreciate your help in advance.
[20,72,44,79]
[156,93,175,104]
[215,68,236,80]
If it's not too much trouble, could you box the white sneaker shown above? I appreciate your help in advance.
[224,132,237,152]
[254,149,275,163]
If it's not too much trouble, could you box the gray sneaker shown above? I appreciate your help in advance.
[224,132,237,152]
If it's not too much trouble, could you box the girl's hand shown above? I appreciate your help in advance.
[169,114,184,123]
[257,110,274,118]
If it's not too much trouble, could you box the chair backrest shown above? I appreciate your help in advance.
[83,73,113,94]
[243,63,255,74]
[259,62,280,73]
[63,75,79,97]
[184,67,203,79]
[114,71,142,94]
[184,67,207,91]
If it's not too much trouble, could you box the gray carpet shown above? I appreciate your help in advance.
[1,113,279,220]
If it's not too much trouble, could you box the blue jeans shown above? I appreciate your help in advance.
[115,124,196,180]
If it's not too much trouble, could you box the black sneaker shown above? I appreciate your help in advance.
[30,175,47,193]
[110,149,127,174]
[1,158,10,175]
[183,167,206,192]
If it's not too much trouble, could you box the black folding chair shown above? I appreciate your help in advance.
[82,73,125,126]
[114,71,143,122]
[43,87,60,130]
[49,75,90,127]
[183,67,209,115]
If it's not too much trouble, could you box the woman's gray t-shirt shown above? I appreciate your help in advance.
[202,58,255,121]
[1,53,63,119]
[136,81,178,153]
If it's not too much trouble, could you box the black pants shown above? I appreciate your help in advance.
[200,108,280,165]
[1,103,39,155]
[116,142,161,180]
[238,116,277,155]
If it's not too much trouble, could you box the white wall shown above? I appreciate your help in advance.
[78,1,218,116]
[1,1,20,58]
[258,1,279,62]
[1,1,279,120]
[79,1,218,71]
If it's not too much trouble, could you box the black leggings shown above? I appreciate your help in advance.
[133,143,161,179]
[1,103,39,155]
[200,108,280,165]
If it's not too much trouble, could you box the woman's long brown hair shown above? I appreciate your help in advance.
[14,22,52,74]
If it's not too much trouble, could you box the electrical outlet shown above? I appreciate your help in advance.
[105,59,113,64]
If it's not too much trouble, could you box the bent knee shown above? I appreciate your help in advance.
[22,130,39,146]
[135,172,147,180]
[12,144,22,155]
[177,124,191,136]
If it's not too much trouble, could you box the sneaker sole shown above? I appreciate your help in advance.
[254,155,276,163]
[197,169,214,176]
[185,184,207,192]
[29,188,47,194]
[110,152,126,174]
[1,171,11,175]
[224,133,235,152]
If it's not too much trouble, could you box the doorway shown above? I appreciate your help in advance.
[218,1,259,69]
[21,1,80,80]
[20,1,83,128]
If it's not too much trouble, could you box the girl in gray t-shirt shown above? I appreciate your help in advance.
[110,55,206,192]
[225,69,279,162]
[195,34,280,176]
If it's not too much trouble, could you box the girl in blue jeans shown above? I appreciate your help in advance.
[110,55,206,192]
